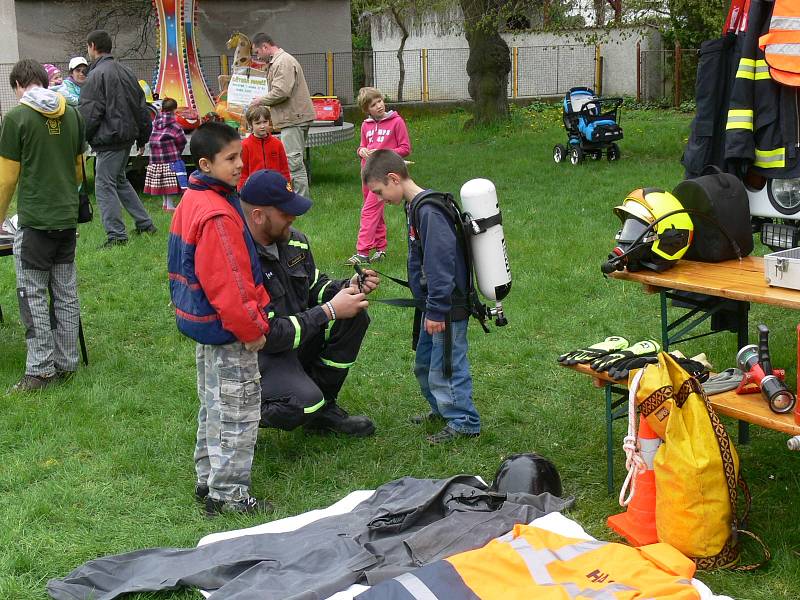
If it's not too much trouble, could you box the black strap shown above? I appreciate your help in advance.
[443,314,453,378]
[80,156,88,190]
[370,268,410,289]
[467,212,502,234]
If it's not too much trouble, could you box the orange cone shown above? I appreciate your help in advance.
[607,415,661,546]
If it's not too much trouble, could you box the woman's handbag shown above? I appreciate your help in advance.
[78,157,93,224]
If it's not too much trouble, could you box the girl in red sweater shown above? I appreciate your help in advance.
[347,87,411,265]
[238,103,291,190]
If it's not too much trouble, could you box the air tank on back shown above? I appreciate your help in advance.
[460,178,512,325]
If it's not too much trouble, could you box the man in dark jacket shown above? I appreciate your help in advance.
[239,169,378,436]
[79,30,155,248]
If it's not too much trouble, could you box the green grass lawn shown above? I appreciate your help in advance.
[1,105,799,599]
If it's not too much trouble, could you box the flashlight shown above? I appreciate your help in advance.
[736,325,796,414]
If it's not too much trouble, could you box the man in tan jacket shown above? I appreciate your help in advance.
[252,33,315,198]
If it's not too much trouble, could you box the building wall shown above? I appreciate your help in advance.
[370,16,662,100]
[15,0,351,59]
[12,0,353,100]
[0,0,18,63]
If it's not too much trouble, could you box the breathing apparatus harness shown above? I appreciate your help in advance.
[365,191,503,378]
[601,207,745,275]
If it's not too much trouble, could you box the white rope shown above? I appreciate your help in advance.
[618,368,647,507]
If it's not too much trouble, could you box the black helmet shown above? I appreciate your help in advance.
[491,453,563,497]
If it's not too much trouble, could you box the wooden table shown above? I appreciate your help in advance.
[562,362,800,494]
[610,256,800,443]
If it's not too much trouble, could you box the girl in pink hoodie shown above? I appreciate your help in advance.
[348,87,411,265]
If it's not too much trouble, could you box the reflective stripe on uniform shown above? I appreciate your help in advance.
[770,16,800,30]
[317,280,332,303]
[303,399,325,414]
[755,147,786,168]
[763,42,800,56]
[502,536,640,598]
[289,315,301,348]
[395,573,439,600]
[320,357,355,369]
[726,109,754,130]
[288,240,309,250]
[324,319,334,341]
[311,268,320,288]
[755,59,772,79]
[267,311,275,319]
[736,58,756,79]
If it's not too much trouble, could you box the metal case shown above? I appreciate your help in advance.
[765,247,800,290]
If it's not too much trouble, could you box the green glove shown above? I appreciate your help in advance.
[557,336,629,366]
[590,339,661,373]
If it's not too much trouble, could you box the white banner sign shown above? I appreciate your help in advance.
[227,69,269,109]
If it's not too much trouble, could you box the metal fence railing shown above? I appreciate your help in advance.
[638,47,700,106]
[0,45,608,117]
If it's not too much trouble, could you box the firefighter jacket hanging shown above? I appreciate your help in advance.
[359,524,700,599]
[46,476,573,600]
[725,0,800,178]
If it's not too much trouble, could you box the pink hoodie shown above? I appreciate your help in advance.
[358,110,411,164]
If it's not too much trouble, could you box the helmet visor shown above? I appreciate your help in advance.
[617,216,651,244]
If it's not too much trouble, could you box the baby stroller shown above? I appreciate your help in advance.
[554,87,624,165]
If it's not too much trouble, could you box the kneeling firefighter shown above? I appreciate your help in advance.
[240,170,378,437]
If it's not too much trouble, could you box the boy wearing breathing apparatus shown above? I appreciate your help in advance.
[362,149,481,444]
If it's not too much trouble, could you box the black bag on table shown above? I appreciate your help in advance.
[672,171,753,262]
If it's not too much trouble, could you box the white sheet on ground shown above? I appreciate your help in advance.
[197,490,732,600]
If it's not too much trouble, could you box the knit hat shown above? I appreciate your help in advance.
[43,64,62,84]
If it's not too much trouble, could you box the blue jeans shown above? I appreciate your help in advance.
[414,317,480,434]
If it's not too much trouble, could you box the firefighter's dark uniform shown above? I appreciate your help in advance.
[725,0,800,178]
[256,228,371,432]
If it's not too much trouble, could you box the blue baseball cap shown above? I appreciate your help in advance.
[240,169,312,216]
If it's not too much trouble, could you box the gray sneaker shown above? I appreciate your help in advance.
[11,373,57,392]
[204,495,273,517]
[426,426,480,445]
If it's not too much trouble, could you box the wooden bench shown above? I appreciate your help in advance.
[561,362,800,495]
[610,256,800,444]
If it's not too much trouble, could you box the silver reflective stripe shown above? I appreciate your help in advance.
[764,43,800,56]
[495,532,514,542]
[395,573,439,600]
[509,537,556,584]
[770,16,800,31]
[553,540,606,562]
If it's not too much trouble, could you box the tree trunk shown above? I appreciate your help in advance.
[460,0,511,127]
[391,6,409,102]
[594,0,606,27]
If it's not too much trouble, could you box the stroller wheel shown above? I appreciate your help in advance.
[569,146,584,165]
[553,144,567,163]
[589,151,602,160]
[607,143,621,162]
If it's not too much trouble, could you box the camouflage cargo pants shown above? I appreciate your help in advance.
[194,341,261,502]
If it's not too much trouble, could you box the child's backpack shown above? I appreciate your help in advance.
[406,191,492,331]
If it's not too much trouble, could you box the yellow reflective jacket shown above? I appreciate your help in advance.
[361,524,700,599]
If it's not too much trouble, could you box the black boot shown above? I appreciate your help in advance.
[304,404,375,437]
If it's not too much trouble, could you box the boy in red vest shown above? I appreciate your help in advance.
[168,121,272,516]
[238,102,290,189]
